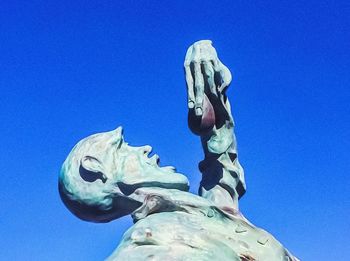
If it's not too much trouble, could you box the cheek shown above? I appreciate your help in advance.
[123,154,142,174]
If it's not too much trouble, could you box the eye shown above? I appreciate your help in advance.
[110,136,123,150]
[115,136,124,149]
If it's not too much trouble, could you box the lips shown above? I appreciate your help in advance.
[144,148,178,174]
[160,166,176,173]
[148,154,160,165]
[146,157,177,174]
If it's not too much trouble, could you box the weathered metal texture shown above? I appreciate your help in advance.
[59,41,299,261]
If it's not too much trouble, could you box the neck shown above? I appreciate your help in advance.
[130,187,242,222]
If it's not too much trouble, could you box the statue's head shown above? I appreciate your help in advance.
[59,127,189,223]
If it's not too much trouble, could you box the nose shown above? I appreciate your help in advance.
[141,145,152,155]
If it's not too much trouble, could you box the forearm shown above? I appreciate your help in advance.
[198,115,246,209]
[184,40,246,210]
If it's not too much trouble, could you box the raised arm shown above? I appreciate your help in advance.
[184,40,246,212]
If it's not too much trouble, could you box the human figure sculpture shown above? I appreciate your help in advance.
[59,40,299,260]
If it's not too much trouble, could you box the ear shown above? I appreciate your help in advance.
[80,156,107,183]
[81,156,104,173]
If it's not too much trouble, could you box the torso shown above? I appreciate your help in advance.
[107,195,294,261]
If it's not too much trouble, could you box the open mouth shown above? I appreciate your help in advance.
[145,153,177,173]
[147,154,160,166]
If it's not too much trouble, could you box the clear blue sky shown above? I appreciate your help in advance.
[0,1,349,260]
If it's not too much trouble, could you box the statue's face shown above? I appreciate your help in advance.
[59,127,189,222]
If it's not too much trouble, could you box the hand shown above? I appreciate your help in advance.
[184,40,233,135]
[184,40,232,116]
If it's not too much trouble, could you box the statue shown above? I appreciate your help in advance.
[59,40,299,261]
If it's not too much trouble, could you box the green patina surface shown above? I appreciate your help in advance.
[59,41,299,261]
